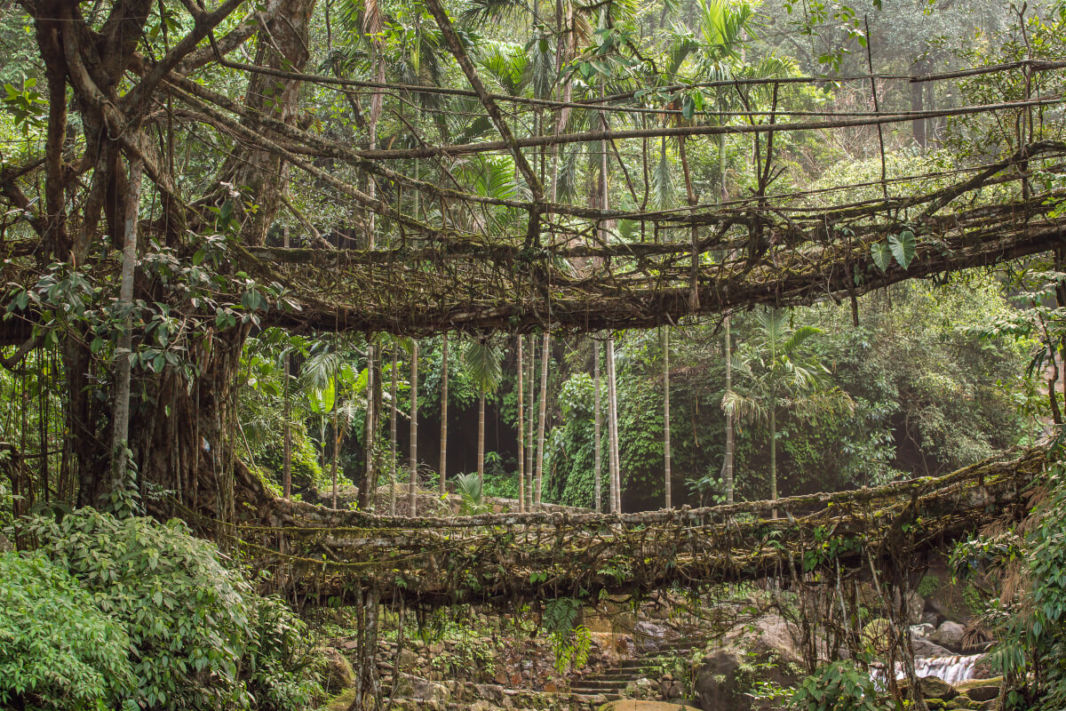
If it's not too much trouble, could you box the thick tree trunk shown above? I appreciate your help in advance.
[662,327,672,509]
[534,332,550,506]
[408,341,419,514]
[517,335,525,512]
[141,0,317,517]
[227,0,316,246]
[439,334,449,495]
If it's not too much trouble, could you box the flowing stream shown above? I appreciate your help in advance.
[872,655,983,686]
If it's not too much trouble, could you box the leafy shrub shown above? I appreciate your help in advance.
[24,509,322,710]
[0,551,135,710]
[453,472,489,514]
[978,459,1066,710]
[790,660,892,711]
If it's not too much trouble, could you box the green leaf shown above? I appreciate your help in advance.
[888,229,916,270]
[870,241,892,273]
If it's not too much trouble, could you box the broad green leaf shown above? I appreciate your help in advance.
[888,229,916,270]
[870,241,892,273]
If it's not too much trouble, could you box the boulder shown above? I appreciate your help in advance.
[920,559,977,625]
[720,613,803,665]
[321,648,354,692]
[397,647,420,669]
[931,621,966,652]
[695,614,801,711]
[633,621,681,653]
[696,651,751,711]
[909,623,936,639]
[955,679,1001,703]
[900,676,956,700]
[962,686,1000,703]
[911,636,954,658]
[393,673,450,706]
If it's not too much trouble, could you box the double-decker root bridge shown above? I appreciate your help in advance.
[206,445,1047,607]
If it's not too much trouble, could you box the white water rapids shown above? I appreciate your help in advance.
[871,654,983,686]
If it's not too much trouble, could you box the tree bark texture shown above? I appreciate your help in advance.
[606,337,621,513]
[409,340,419,514]
[390,343,399,515]
[526,333,536,510]
[722,315,735,504]
[662,327,672,509]
[516,335,525,513]
[593,338,602,513]
[109,158,143,494]
[535,332,550,506]
[439,333,449,495]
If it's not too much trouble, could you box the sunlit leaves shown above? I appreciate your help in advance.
[888,229,917,270]
[871,229,917,272]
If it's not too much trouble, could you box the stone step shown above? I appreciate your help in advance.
[571,679,631,690]
[566,690,623,702]
[581,670,642,680]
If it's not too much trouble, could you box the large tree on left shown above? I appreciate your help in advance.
[5,0,317,513]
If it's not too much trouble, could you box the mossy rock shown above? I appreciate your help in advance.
[900,676,956,701]
[860,618,892,655]
[956,680,1000,703]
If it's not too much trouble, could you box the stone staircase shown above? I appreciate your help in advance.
[568,637,701,702]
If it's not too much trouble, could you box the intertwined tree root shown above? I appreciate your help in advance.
[188,445,1049,607]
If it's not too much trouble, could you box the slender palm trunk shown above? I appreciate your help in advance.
[722,315,734,504]
[363,345,375,509]
[526,333,535,509]
[517,335,525,513]
[110,158,142,495]
[331,398,339,509]
[477,390,487,486]
[282,226,292,500]
[534,331,550,506]
[408,341,419,514]
[390,343,398,515]
[718,142,735,505]
[662,327,672,509]
[439,333,448,495]
[283,356,292,499]
[606,337,621,513]
[593,338,602,513]
[770,406,778,518]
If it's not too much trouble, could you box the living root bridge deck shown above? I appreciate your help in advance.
[213,446,1047,606]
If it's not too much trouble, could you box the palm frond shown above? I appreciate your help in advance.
[721,389,766,424]
[783,325,823,354]
[463,338,504,394]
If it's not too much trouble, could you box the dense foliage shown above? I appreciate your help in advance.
[0,552,136,710]
[2,510,322,711]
